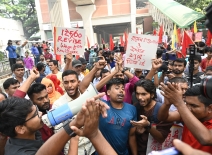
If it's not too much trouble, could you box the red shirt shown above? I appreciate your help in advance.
[201,58,212,72]
[44,53,53,60]
[182,119,212,154]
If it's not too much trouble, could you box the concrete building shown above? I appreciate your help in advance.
[0,17,25,51]
[35,0,153,46]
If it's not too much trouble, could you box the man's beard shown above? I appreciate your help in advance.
[39,102,50,114]
[172,69,184,75]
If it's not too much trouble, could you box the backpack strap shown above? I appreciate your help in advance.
[149,102,162,124]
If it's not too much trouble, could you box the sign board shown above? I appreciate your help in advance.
[124,33,159,70]
[54,27,85,55]
[195,32,203,42]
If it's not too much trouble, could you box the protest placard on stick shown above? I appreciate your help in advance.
[54,27,85,55]
[124,33,159,70]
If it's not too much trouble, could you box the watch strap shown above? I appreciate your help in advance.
[63,122,76,137]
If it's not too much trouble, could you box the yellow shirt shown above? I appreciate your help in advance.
[82,69,89,76]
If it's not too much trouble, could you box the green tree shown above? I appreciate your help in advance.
[0,0,39,39]
[175,0,211,13]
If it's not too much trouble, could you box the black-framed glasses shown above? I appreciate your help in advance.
[24,105,40,123]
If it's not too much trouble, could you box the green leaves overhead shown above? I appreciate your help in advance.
[175,0,211,14]
[0,0,39,39]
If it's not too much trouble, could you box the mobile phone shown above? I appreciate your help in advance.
[148,147,182,155]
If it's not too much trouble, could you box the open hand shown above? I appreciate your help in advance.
[130,115,150,128]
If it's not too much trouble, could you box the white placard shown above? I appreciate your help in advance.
[55,27,85,55]
[124,34,159,70]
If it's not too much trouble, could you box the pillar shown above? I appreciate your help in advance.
[130,0,136,33]
[76,5,96,46]
[35,0,47,41]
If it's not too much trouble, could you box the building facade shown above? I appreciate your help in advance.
[35,0,153,46]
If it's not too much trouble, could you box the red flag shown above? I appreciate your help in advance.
[177,28,182,46]
[87,36,90,48]
[182,31,195,57]
[120,36,124,46]
[101,38,105,44]
[136,28,138,34]
[109,34,114,51]
[191,28,194,33]
[158,25,163,43]
[206,30,212,47]
[124,32,128,49]
[153,29,157,36]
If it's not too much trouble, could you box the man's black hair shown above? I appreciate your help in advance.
[169,77,188,84]
[205,47,210,53]
[100,69,110,78]
[49,60,58,67]
[12,63,24,72]
[0,97,33,137]
[27,83,46,99]
[16,58,24,64]
[134,79,157,100]
[156,48,163,58]
[36,63,45,72]
[62,70,78,80]
[185,85,212,107]
[206,66,212,72]
[188,55,202,63]
[173,58,187,67]
[3,78,19,90]
[0,92,7,99]
[106,78,124,90]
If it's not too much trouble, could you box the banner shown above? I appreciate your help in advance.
[195,32,203,42]
[54,27,85,55]
[124,34,159,70]
[146,124,183,154]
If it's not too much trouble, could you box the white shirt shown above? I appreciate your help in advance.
[93,77,100,86]
[52,93,95,155]
[78,73,84,81]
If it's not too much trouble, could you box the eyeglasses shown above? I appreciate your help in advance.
[24,105,40,123]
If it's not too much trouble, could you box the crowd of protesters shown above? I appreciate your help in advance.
[0,38,212,155]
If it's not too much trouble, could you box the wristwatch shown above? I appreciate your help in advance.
[122,67,129,73]
[145,122,152,131]
[63,122,77,137]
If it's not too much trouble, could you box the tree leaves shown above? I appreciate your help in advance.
[0,0,39,39]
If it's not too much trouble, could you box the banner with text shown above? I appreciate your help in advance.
[124,34,159,70]
[195,32,203,42]
[54,27,85,55]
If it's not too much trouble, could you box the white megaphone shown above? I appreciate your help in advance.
[42,83,98,128]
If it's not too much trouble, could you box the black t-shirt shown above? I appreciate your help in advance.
[187,72,204,85]
[4,131,43,155]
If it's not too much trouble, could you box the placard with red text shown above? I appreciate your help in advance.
[124,33,159,70]
[54,27,85,55]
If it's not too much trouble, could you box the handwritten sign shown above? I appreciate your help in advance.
[195,32,203,42]
[124,34,159,70]
[54,27,85,55]
[146,124,183,154]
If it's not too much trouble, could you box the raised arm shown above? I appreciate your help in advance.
[145,58,162,81]
[63,53,73,71]
[13,69,39,98]
[21,40,28,47]
[79,57,107,93]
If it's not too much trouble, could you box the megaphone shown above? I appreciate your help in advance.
[42,83,98,128]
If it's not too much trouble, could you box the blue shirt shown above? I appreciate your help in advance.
[110,60,115,68]
[6,46,17,58]
[31,46,39,55]
[98,100,137,155]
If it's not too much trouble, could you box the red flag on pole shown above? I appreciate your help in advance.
[182,31,195,57]
[124,32,128,49]
[136,28,138,34]
[120,36,124,46]
[177,28,182,46]
[153,29,157,36]
[110,34,114,51]
[206,30,212,47]
[87,36,90,48]
[158,25,163,43]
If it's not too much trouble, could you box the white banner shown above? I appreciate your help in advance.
[55,27,85,55]
[124,34,159,70]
